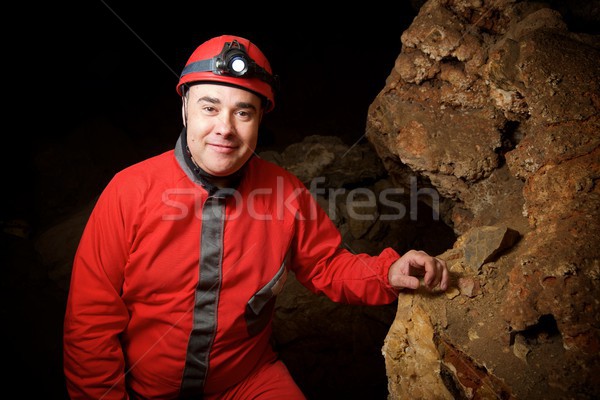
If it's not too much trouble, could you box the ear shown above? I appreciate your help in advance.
[181,96,187,127]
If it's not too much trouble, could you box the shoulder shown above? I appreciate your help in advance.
[107,150,179,195]
[243,156,318,215]
[113,150,175,179]
[118,150,175,175]
[90,150,182,220]
[246,155,306,189]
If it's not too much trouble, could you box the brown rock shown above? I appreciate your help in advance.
[463,225,521,272]
[371,0,600,398]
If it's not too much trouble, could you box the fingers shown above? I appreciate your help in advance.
[391,274,420,290]
[422,256,438,289]
[422,256,447,290]
[394,250,449,290]
[439,260,449,291]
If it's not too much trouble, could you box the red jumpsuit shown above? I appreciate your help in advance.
[63,132,400,399]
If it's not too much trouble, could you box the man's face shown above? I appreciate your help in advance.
[183,83,263,177]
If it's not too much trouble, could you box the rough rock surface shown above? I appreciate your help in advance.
[366,0,600,398]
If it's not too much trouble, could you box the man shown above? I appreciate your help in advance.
[63,34,448,399]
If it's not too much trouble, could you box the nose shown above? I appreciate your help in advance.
[215,113,235,137]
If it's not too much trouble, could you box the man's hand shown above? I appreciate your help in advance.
[388,250,449,291]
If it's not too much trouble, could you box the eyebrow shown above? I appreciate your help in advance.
[196,96,258,111]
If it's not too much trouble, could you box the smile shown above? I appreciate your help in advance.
[208,143,238,154]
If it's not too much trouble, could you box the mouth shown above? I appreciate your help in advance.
[208,143,238,154]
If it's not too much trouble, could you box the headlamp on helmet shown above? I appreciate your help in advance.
[216,41,252,77]
[177,35,277,112]
[180,40,278,92]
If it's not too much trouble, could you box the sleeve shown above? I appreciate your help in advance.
[63,176,132,400]
[289,185,401,305]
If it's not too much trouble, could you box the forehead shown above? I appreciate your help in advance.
[188,83,261,105]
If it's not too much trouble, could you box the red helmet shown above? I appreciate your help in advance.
[176,35,277,112]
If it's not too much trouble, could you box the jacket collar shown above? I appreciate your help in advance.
[175,127,250,196]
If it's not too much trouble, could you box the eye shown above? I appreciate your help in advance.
[202,105,218,114]
[236,110,254,120]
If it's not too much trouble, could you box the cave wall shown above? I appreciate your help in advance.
[366,0,600,398]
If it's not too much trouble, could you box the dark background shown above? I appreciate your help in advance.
[6,2,420,231]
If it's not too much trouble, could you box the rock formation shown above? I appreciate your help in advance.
[366,0,599,398]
